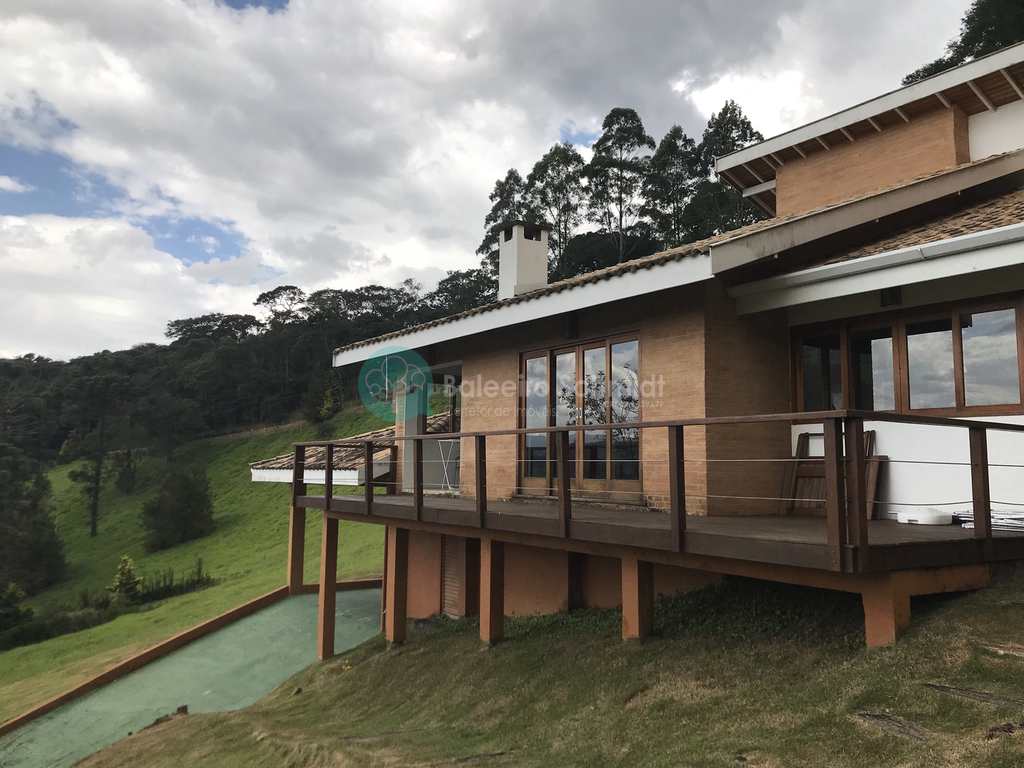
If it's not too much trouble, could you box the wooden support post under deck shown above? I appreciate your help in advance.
[823,418,848,572]
[969,428,992,539]
[479,537,504,645]
[668,425,686,552]
[316,513,339,660]
[844,418,868,564]
[384,526,409,645]
[324,444,334,510]
[861,576,910,648]
[286,505,306,595]
[621,554,654,640]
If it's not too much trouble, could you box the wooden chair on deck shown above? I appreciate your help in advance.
[780,431,885,519]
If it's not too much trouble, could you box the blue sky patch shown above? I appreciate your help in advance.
[559,121,600,147]
[141,215,246,265]
[0,144,122,218]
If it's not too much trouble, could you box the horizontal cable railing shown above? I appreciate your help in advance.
[291,410,1022,573]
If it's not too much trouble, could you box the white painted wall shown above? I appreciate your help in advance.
[970,99,1024,160]
[793,417,1024,520]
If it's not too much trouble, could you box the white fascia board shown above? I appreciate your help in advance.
[715,41,1024,173]
[250,465,390,485]
[730,222,1024,314]
[333,254,712,367]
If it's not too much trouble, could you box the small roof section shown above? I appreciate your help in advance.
[250,411,452,482]
[716,41,1024,214]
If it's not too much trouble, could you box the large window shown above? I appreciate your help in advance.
[906,318,955,410]
[520,337,642,495]
[961,308,1020,406]
[850,328,895,410]
[794,299,1023,415]
[800,334,842,410]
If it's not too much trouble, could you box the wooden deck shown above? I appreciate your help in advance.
[297,491,1024,574]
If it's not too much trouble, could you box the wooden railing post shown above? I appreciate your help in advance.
[324,443,334,512]
[844,417,868,570]
[668,425,686,552]
[386,444,398,496]
[556,430,571,538]
[292,444,307,502]
[475,434,487,527]
[823,418,848,572]
[969,427,992,539]
[364,441,374,515]
[412,437,423,521]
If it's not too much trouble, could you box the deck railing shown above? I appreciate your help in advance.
[292,410,1024,573]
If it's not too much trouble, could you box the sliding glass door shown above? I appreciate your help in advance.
[519,337,642,501]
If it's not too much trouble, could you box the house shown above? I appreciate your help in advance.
[263,42,1024,656]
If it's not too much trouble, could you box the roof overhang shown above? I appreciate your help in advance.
[333,253,713,367]
[729,221,1024,315]
[708,149,1024,274]
[715,41,1024,214]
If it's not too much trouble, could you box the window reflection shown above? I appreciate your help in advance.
[851,328,895,410]
[583,348,607,479]
[554,351,576,478]
[801,335,841,410]
[611,340,640,480]
[524,356,548,478]
[907,318,955,409]
[962,309,1020,406]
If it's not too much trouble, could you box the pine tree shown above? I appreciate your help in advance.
[107,554,143,603]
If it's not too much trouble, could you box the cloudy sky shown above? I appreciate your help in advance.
[0,0,969,360]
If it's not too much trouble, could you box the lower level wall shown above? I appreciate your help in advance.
[404,537,717,619]
[407,529,443,619]
[504,544,570,616]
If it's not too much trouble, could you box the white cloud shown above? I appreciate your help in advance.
[0,0,974,358]
[0,175,32,193]
[0,215,253,360]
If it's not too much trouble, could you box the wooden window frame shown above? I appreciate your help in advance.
[517,333,643,502]
[792,294,1024,418]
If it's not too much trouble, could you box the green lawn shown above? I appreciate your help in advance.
[83,568,1024,768]
[0,405,389,724]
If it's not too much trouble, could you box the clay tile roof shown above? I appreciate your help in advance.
[249,411,452,472]
[818,186,1024,267]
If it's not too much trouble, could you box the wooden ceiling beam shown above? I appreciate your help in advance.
[839,127,855,142]
[894,107,911,123]
[816,136,831,151]
[1001,68,1024,101]
[968,79,996,111]
[868,117,883,133]
[935,91,952,109]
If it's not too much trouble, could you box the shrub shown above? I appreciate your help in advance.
[107,554,143,604]
[138,558,215,602]
[0,583,33,633]
[141,465,214,551]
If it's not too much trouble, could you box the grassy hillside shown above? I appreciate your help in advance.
[0,405,389,724]
[84,569,1024,768]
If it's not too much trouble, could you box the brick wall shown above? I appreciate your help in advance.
[775,106,970,217]
[703,282,793,515]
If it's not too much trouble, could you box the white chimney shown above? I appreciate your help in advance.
[497,221,551,300]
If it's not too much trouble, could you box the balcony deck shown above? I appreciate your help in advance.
[297,491,1024,574]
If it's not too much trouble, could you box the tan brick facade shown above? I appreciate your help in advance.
[775,106,970,217]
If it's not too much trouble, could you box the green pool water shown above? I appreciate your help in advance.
[0,589,381,768]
